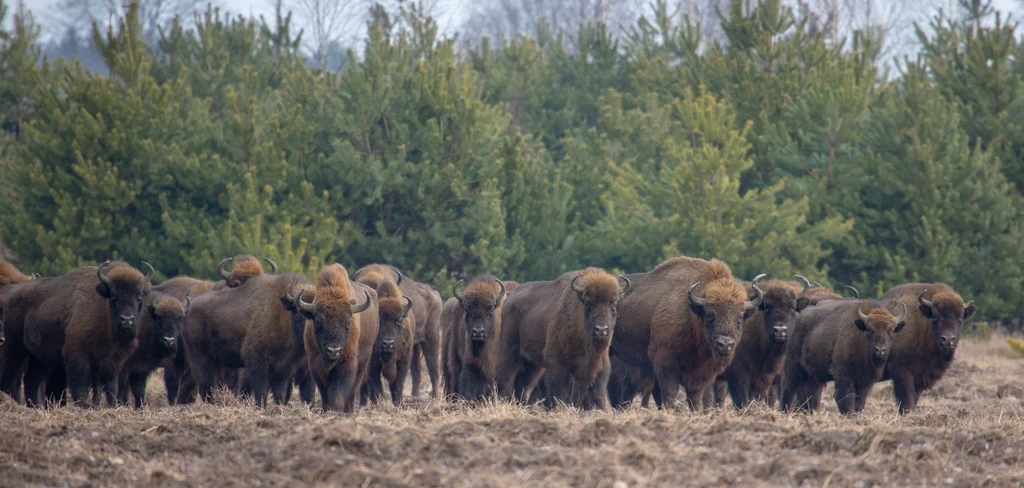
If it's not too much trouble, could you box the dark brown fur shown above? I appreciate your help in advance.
[714,280,809,409]
[496,269,624,409]
[303,264,379,412]
[610,257,759,410]
[0,261,35,403]
[441,276,511,401]
[117,293,187,408]
[152,276,225,405]
[881,283,976,414]
[781,299,907,414]
[360,279,415,406]
[2,263,151,406]
[353,264,442,398]
[179,272,310,407]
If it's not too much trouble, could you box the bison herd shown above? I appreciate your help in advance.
[0,254,976,415]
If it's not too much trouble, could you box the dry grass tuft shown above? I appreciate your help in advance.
[2,337,1024,486]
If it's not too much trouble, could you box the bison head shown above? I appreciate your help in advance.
[454,277,507,356]
[376,291,412,362]
[688,277,763,359]
[147,287,193,358]
[297,286,372,362]
[283,283,314,341]
[756,276,810,347]
[855,302,908,368]
[570,269,630,343]
[918,290,976,362]
[96,261,153,342]
[218,256,277,288]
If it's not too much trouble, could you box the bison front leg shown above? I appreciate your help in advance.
[853,383,874,413]
[63,357,93,407]
[654,374,681,410]
[23,356,51,407]
[892,373,918,415]
[834,379,857,415]
[422,332,440,399]
[727,378,751,409]
[410,344,423,397]
[116,372,131,406]
[389,357,410,406]
[586,364,611,411]
[685,388,706,411]
[128,371,148,409]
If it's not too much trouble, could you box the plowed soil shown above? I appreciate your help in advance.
[1,338,1023,487]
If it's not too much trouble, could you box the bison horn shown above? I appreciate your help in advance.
[31,273,41,279]
[389,266,405,285]
[687,282,707,308]
[495,279,507,305]
[893,302,908,325]
[856,302,870,324]
[298,290,317,314]
[570,274,586,294]
[264,258,278,274]
[751,273,767,285]
[402,296,413,315]
[185,284,198,310]
[794,275,811,293]
[452,280,466,302]
[218,258,233,281]
[351,266,366,280]
[351,290,372,314]
[918,290,934,311]
[845,286,860,298]
[141,261,154,283]
[746,281,764,310]
[284,281,298,304]
[811,281,823,288]
[618,275,631,294]
[97,261,112,286]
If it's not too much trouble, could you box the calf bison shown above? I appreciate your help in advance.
[881,283,976,413]
[610,257,762,410]
[117,287,195,408]
[496,268,629,409]
[300,264,378,412]
[441,276,509,401]
[4,261,152,406]
[361,280,414,406]
[352,265,442,398]
[713,275,810,408]
[781,299,908,414]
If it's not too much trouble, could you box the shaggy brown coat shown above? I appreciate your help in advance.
[179,271,310,406]
[881,283,976,414]
[0,261,35,402]
[781,299,907,414]
[714,279,809,408]
[610,257,761,410]
[496,268,626,409]
[360,280,414,406]
[214,255,275,289]
[3,262,151,406]
[352,264,442,398]
[303,264,379,412]
[440,276,512,401]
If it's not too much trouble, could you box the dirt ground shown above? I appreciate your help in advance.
[1,337,1023,488]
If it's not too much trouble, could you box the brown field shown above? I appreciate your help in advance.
[1,338,1023,488]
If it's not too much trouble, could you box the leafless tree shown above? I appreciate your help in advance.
[794,0,942,59]
[286,0,370,69]
[52,0,216,44]
[461,0,647,44]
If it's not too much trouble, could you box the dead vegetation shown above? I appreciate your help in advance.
[1,337,1023,487]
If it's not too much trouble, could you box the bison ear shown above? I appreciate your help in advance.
[96,282,111,298]
[796,297,810,312]
[893,320,907,334]
[143,282,152,295]
[688,303,705,317]
[280,296,295,311]
[854,319,868,332]
[148,303,159,319]
[918,304,933,319]
[742,308,757,320]
[963,302,977,320]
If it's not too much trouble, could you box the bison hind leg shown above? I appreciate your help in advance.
[410,344,423,397]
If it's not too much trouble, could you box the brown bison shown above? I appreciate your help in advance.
[880,283,976,414]
[352,264,442,398]
[440,276,510,401]
[117,287,195,408]
[0,261,36,402]
[360,280,414,406]
[781,299,908,414]
[712,275,810,409]
[496,268,629,409]
[609,257,762,410]
[299,264,378,412]
[180,270,314,406]
[3,261,152,406]
[215,256,278,289]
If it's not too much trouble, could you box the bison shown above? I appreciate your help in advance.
[609,257,762,410]
[0,261,36,402]
[360,280,414,406]
[215,256,278,289]
[180,270,313,406]
[495,268,629,409]
[711,275,810,409]
[117,287,195,408]
[880,283,976,413]
[299,264,378,412]
[3,261,153,406]
[352,265,442,398]
[440,276,510,401]
[781,299,908,414]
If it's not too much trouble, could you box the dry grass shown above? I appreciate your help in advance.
[2,338,1024,487]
